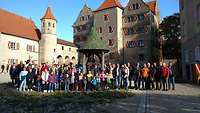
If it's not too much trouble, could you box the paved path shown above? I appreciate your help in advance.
[92,84,200,113]
[0,73,199,113]
[0,73,11,83]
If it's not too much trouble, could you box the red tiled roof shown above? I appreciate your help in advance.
[41,6,56,21]
[95,0,123,12]
[57,39,77,47]
[146,0,156,14]
[0,8,40,41]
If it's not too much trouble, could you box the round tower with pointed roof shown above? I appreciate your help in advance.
[39,6,57,64]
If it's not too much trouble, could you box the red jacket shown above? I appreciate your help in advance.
[162,67,169,78]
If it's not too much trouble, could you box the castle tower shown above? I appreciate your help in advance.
[94,0,123,63]
[39,6,57,64]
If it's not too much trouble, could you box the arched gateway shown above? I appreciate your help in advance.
[78,27,109,73]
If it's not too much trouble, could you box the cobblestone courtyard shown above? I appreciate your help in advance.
[0,73,199,113]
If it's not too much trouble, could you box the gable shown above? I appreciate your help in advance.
[123,0,150,16]
[73,5,93,27]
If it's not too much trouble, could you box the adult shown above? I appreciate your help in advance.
[168,62,175,90]
[142,64,149,90]
[9,64,18,86]
[162,63,170,91]
[41,68,49,92]
[6,64,10,73]
[16,61,25,88]
[124,64,129,90]
[1,64,5,73]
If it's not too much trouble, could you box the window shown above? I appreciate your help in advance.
[54,49,56,52]
[99,27,102,33]
[109,39,114,46]
[53,23,55,28]
[33,46,35,52]
[132,3,140,10]
[88,15,90,19]
[108,26,113,33]
[69,48,71,51]
[195,46,200,61]
[77,26,81,32]
[100,37,103,40]
[43,22,45,27]
[138,14,145,21]
[62,46,64,50]
[136,4,140,9]
[27,45,35,52]
[8,42,19,50]
[197,4,200,24]
[104,14,109,21]
[128,16,133,22]
[48,22,51,27]
[82,16,85,21]
[138,40,145,47]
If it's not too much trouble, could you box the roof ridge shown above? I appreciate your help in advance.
[95,0,123,12]
[0,8,33,22]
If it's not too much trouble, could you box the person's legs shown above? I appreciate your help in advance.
[162,78,165,90]
[166,77,169,90]
[23,79,26,91]
[172,77,175,90]
[48,83,51,92]
[19,80,24,91]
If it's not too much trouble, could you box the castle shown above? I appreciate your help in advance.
[0,6,78,65]
[73,0,160,64]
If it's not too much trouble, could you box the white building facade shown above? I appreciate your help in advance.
[0,7,78,65]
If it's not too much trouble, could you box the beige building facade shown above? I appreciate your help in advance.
[180,0,200,82]
[73,0,160,64]
[123,0,160,63]
[0,7,78,65]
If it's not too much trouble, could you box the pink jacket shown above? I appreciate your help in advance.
[48,74,56,83]
[99,72,105,81]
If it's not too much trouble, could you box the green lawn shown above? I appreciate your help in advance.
[0,84,135,113]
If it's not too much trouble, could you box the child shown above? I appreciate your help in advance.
[91,77,97,91]
[64,73,70,92]
[78,73,84,91]
[99,70,106,90]
[27,68,34,91]
[83,74,87,91]
[37,74,42,92]
[86,71,93,91]
[48,71,56,93]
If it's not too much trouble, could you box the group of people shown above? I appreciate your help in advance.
[7,61,176,92]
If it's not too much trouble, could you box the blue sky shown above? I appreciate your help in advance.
[0,0,179,41]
